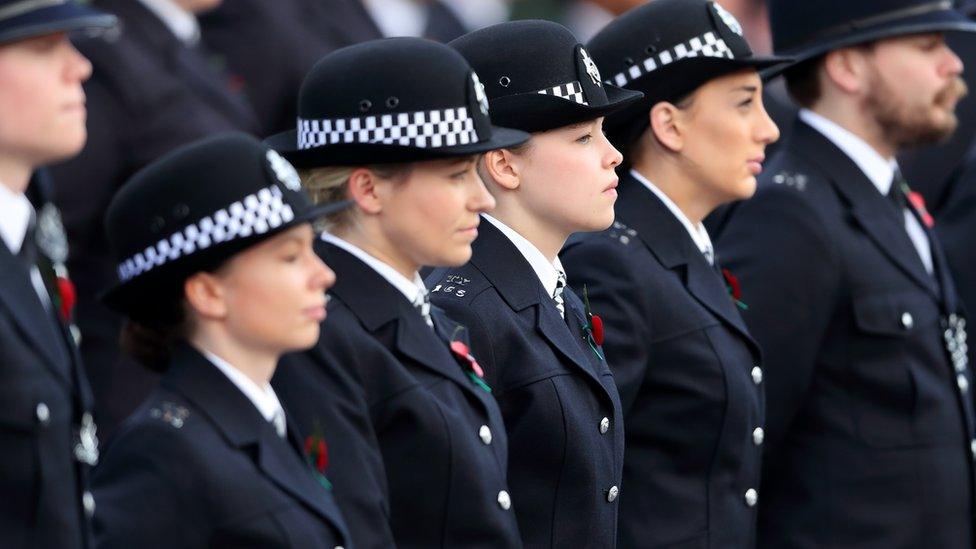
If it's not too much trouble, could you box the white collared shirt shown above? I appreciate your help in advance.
[482,214,565,299]
[321,232,426,305]
[800,109,933,274]
[361,0,427,37]
[137,0,201,46]
[630,169,715,264]
[202,349,286,435]
[0,182,51,308]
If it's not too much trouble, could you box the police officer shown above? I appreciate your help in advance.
[715,1,976,546]
[266,38,530,547]
[0,2,115,547]
[428,21,642,547]
[561,2,788,547]
[91,134,351,548]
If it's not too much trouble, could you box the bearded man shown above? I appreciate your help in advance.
[714,1,976,547]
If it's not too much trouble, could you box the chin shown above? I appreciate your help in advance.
[288,326,322,352]
[440,245,473,268]
[585,210,616,232]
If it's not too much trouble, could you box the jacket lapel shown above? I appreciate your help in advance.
[163,345,347,527]
[792,121,940,299]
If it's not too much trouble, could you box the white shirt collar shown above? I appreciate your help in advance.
[321,232,426,304]
[629,169,714,258]
[0,181,33,256]
[361,0,427,37]
[137,0,201,46]
[799,109,898,195]
[202,349,284,425]
[482,214,564,298]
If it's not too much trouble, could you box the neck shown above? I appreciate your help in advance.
[0,156,34,195]
[631,152,715,225]
[333,223,420,280]
[809,99,896,159]
[488,201,567,264]
[189,329,278,387]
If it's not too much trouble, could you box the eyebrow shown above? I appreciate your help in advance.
[732,85,759,94]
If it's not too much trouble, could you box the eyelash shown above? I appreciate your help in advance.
[577,134,593,144]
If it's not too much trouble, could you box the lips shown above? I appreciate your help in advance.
[603,178,619,193]
[304,303,327,322]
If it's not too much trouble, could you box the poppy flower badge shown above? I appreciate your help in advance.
[303,429,332,490]
[582,286,605,361]
[449,327,492,393]
[722,268,748,310]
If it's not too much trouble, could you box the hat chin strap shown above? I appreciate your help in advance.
[809,0,953,42]
[0,0,66,23]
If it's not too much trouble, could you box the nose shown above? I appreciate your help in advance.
[942,44,964,78]
[311,255,337,292]
[470,174,496,213]
[601,132,623,169]
[64,39,93,83]
[755,98,781,145]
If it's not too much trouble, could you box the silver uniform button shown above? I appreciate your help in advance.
[36,402,50,425]
[751,367,763,385]
[971,440,976,458]
[959,375,970,393]
[600,417,610,434]
[607,485,619,502]
[901,312,914,330]
[479,425,492,445]
[497,490,511,510]
[745,488,758,507]
[753,427,765,446]
[82,491,95,518]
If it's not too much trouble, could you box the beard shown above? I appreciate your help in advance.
[865,70,968,150]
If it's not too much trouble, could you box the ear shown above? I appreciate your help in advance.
[481,148,522,191]
[183,272,228,320]
[823,47,869,95]
[346,167,385,215]
[648,102,685,153]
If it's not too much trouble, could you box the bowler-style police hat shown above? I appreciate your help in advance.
[588,0,791,147]
[0,0,116,45]
[102,133,350,322]
[266,37,530,168]
[769,0,976,64]
[449,20,644,133]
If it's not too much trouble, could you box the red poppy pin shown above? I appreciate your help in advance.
[582,286,606,361]
[55,273,76,323]
[907,190,935,228]
[721,268,748,310]
[303,431,332,490]
[449,330,492,393]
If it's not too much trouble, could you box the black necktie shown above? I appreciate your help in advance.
[17,212,37,271]
[888,170,909,214]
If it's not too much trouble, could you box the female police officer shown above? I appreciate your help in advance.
[90,133,352,548]
[560,1,789,547]
[266,38,531,548]
[427,20,642,548]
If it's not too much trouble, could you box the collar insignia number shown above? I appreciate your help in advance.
[266,150,302,192]
[150,402,191,429]
[37,203,68,265]
[74,412,99,466]
[580,47,602,86]
[472,72,490,116]
[713,2,744,36]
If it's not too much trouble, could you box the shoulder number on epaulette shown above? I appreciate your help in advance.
[431,274,471,298]
[149,402,190,429]
[607,221,637,245]
[771,171,808,191]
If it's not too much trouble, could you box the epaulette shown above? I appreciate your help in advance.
[430,271,488,300]
[770,171,809,192]
[149,401,191,429]
[606,220,638,246]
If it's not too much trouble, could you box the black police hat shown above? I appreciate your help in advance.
[587,0,791,146]
[0,0,116,45]
[448,20,644,133]
[102,133,350,322]
[266,37,530,168]
[769,0,976,64]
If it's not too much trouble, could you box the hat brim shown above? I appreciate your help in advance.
[100,199,353,319]
[265,124,530,168]
[774,8,976,67]
[0,4,117,45]
[488,83,644,133]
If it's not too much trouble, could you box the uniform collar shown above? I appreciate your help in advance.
[629,168,713,259]
[361,0,427,37]
[482,213,564,299]
[137,0,201,46]
[200,347,283,427]
[321,232,426,305]
[799,108,898,195]
[0,181,33,256]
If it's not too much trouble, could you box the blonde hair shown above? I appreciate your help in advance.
[299,164,411,231]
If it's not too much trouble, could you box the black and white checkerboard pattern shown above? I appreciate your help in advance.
[537,81,588,106]
[117,185,295,282]
[298,107,479,150]
[610,31,734,87]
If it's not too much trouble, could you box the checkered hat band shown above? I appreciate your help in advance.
[117,185,295,282]
[297,106,480,150]
[611,31,734,87]
[537,81,588,106]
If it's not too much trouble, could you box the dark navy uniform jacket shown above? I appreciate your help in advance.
[91,344,350,549]
[561,171,765,549]
[0,188,96,548]
[716,119,976,548]
[428,220,624,548]
[278,239,521,549]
